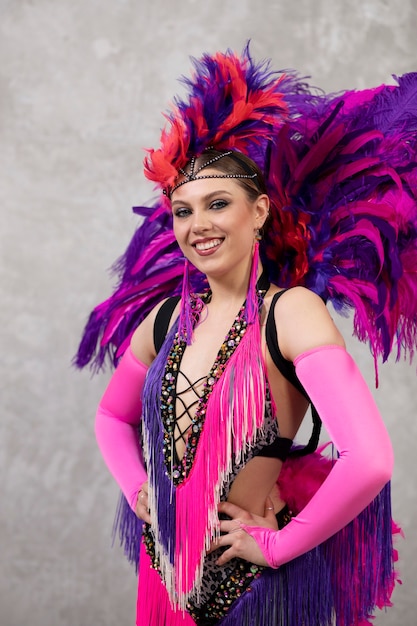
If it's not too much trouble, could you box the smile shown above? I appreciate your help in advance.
[194,238,223,251]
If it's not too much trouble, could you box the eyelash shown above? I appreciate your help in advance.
[210,199,228,210]
[174,207,192,218]
[173,199,229,218]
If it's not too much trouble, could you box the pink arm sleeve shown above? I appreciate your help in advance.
[241,344,394,568]
[95,346,148,511]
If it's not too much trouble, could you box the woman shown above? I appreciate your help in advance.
[77,47,417,625]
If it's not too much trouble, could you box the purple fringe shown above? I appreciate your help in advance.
[325,482,395,624]
[112,491,143,573]
[218,549,333,626]
[141,322,180,563]
[111,322,180,569]
[217,483,395,626]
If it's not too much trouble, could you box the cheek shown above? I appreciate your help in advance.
[172,218,184,240]
[230,210,257,239]
[172,221,189,255]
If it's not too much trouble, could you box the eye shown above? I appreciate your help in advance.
[209,199,228,210]
[173,207,192,219]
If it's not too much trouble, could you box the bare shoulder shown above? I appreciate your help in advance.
[130,298,179,365]
[273,285,327,316]
[273,286,345,362]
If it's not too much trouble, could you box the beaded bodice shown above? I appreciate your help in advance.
[158,281,285,486]
[172,370,206,462]
[142,281,287,621]
[161,295,250,483]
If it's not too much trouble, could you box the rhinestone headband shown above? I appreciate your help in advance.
[164,150,259,197]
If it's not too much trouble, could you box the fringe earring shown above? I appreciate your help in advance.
[178,258,194,345]
[245,240,260,325]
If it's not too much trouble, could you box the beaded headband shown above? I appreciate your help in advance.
[165,150,260,197]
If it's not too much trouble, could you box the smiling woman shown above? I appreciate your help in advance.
[171,177,268,287]
[75,46,417,626]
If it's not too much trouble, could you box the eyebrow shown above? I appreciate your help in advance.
[171,190,233,208]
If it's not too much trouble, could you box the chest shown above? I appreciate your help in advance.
[162,302,260,468]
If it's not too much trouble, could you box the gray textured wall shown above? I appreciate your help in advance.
[1,1,416,624]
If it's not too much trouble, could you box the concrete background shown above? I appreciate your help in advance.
[1,0,416,624]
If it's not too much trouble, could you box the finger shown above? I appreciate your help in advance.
[215,545,237,566]
[218,501,246,519]
[208,524,240,552]
[219,519,242,534]
[138,513,151,524]
[136,505,151,524]
[208,532,235,554]
[138,491,149,507]
[135,490,151,523]
[217,531,270,568]
[207,537,221,554]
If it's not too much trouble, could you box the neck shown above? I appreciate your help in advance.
[206,262,265,311]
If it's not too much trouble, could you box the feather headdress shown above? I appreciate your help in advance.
[75,45,417,375]
[143,44,296,192]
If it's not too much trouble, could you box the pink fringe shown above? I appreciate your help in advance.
[136,542,196,626]
[245,241,260,324]
[174,317,267,603]
[169,239,267,604]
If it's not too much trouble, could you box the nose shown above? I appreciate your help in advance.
[190,208,211,233]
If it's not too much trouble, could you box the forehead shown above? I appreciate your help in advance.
[170,170,246,203]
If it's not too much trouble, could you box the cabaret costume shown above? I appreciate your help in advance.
[76,45,417,625]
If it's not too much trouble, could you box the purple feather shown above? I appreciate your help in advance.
[74,48,417,376]
[361,72,417,136]
[262,73,417,370]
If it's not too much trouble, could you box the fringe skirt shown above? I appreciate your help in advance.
[134,450,401,626]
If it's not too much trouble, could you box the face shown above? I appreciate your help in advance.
[170,171,269,281]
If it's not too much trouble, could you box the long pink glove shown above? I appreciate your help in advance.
[241,344,393,568]
[95,346,148,510]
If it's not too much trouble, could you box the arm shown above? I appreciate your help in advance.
[95,302,163,513]
[239,344,393,567]
[216,288,393,567]
[95,346,148,510]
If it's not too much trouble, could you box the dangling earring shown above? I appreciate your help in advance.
[245,240,260,325]
[178,258,194,345]
[245,227,262,324]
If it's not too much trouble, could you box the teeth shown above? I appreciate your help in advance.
[195,239,222,251]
